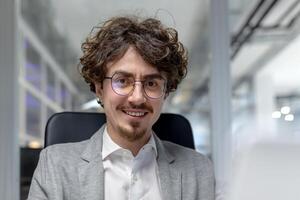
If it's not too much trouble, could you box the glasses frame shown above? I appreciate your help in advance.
[104,72,167,99]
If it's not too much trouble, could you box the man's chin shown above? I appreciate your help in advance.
[118,124,148,142]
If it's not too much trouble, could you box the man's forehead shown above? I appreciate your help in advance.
[104,46,167,79]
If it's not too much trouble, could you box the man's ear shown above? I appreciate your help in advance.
[95,83,103,98]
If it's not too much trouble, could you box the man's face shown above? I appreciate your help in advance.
[95,47,166,142]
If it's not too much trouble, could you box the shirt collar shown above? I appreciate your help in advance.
[102,126,158,160]
[102,127,121,160]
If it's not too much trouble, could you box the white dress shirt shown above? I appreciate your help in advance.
[102,127,162,200]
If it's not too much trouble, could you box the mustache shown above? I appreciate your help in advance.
[118,103,153,113]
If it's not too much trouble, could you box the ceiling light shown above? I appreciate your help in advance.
[281,106,291,114]
[285,114,294,121]
[272,111,281,118]
[28,140,41,149]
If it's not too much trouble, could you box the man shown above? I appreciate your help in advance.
[28,16,215,200]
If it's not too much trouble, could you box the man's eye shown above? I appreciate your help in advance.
[115,78,128,84]
[117,78,126,84]
[114,77,131,87]
[146,80,158,87]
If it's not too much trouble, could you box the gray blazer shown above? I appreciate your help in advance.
[28,125,215,200]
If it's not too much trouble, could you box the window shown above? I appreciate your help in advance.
[25,41,41,90]
[25,92,41,138]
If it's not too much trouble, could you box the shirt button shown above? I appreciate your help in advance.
[132,174,138,182]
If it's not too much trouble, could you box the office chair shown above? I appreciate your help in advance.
[45,112,195,149]
[20,147,42,197]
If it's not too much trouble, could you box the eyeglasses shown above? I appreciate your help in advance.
[104,72,167,99]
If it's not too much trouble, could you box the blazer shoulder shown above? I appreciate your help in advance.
[41,140,89,163]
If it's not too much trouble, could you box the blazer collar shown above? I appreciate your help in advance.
[80,125,105,162]
[154,134,182,200]
[153,133,175,163]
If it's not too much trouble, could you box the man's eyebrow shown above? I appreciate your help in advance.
[112,70,163,79]
[143,74,164,79]
[110,70,132,77]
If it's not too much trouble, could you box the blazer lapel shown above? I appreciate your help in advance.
[155,135,182,200]
[78,126,106,200]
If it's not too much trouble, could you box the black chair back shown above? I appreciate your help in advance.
[45,112,195,149]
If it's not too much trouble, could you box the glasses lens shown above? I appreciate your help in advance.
[111,73,134,95]
[144,77,166,98]
[110,73,166,98]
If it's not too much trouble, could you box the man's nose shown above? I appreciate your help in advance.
[127,82,146,104]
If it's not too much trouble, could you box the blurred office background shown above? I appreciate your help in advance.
[1,0,300,199]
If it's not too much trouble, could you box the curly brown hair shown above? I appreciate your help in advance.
[80,16,188,94]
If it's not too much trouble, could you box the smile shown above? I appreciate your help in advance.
[124,111,147,117]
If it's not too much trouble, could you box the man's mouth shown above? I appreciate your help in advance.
[124,111,147,117]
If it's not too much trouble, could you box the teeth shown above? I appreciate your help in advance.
[125,111,145,117]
